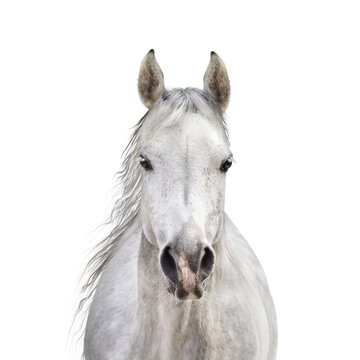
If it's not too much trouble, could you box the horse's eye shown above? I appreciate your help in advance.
[220,158,232,173]
[139,156,152,170]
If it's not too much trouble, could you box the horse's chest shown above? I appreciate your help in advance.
[128,303,258,360]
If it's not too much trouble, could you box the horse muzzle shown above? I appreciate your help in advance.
[160,243,215,300]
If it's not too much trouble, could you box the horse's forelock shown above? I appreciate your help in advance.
[140,88,228,140]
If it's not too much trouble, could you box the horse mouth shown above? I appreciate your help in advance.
[166,278,204,301]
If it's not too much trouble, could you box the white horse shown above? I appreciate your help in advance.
[81,50,277,359]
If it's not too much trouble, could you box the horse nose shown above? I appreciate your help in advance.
[160,244,215,300]
[199,246,216,281]
[160,246,179,285]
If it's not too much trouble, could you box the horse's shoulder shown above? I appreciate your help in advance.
[223,213,278,358]
[224,213,272,287]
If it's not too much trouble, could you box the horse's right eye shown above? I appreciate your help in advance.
[139,156,152,170]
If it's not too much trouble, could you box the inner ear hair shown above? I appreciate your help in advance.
[138,49,165,109]
[203,51,230,112]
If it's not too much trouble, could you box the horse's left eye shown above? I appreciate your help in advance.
[220,158,232,173]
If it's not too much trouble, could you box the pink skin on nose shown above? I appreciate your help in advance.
[178,251,198,297]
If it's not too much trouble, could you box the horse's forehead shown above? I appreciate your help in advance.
[143,113,228,151]
[183,114,225,144]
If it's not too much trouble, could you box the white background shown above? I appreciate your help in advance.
[1,1,359,359]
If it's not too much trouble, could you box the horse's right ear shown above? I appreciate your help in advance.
[138,49,165,109]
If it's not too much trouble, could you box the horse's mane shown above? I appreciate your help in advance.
[75,87,228,339]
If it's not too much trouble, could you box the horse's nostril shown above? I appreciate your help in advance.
[199,247,215,281]
[160,246,178,284]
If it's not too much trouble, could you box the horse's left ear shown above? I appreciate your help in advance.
[138,49,165,109]
[203,52,230,112]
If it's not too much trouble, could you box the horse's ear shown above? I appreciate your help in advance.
[138,49,165,109]
[203,52,230,112]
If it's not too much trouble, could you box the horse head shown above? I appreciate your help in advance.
[137,50,232,300]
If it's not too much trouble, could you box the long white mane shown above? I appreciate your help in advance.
[76,88,227,336]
